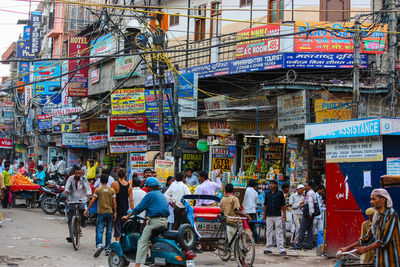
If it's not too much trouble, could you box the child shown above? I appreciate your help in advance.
[2,162,11,209]
[84,174,117,257]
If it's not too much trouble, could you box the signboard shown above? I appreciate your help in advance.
[277,90,308,135]
[51,107,83,117]
[145,88,172,117]
[67,82,88,97]
[295,22,387,54]
[177,73,198,118]
[88,135,108,149]
[115,56,140,79]
[147,116,174,135]
[154,159,174,184]
[111,88,145,115]
[18,62,30,84]
[387,158,400,175]
[380,118,400,135]
[182,153,203,172]
[108,116,147,141]
[23,26,31,41]
[314,99,351,123]
[211,158,233,172]
[305,118,380,140]
[91,68,100,84]
[16,40,34,58]
[285,53,368,69]
[129,152,153,178]
[62,133,88,148]
[30,11,42,55]
[236,25,280,59]
[181,121,199,138]
[37,114,52,130]
[40,94,62,115]
[212,147,235,158]
[90,33,117,64]
[33,60,61,96]
[0,138,12,149]
[68,36,89,80]
[67,149,81,168]
[326,136,383,163]
[109,141,147,153]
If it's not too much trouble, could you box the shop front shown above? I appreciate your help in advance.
[305,118,400,256]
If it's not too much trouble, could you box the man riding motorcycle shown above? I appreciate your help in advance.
[122,177,169,267]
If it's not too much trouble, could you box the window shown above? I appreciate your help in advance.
[268,0,284,23]
[320,0,350,21]
[194,5,206,41]
[169,13,180,26]
[210,2,221,37]
[240,0,252,7]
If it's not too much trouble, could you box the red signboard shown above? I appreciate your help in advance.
[108,116,147,141]
[295,22,387,54]
[68,36,89,96]
[0,138,12,149]
[236,25,280,59]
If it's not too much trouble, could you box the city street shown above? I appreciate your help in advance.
[0,203,337,267]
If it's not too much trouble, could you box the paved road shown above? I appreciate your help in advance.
[0,204,337,267]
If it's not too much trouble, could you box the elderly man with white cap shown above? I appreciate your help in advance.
[288,184,305,245]
[338,188,400,267]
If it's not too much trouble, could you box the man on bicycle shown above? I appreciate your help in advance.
[122,177,169,267]
[220,183,252,256]
[65,167,92,243]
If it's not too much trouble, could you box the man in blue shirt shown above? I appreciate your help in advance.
[35,165,46,186]
[122,177,169,267]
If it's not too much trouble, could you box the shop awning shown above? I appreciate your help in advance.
[305,118,400,140]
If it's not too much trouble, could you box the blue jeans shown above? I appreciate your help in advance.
[96,213,113,248]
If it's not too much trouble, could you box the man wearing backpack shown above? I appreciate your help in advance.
[293,181,318,250]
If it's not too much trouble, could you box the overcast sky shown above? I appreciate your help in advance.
[0,0,39,77]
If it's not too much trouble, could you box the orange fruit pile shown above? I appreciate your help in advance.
[10,174,34,185]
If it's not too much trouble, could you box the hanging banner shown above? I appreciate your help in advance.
[295,22,387,54]
[236,24,280,59]
[108,116,147,141]
[88,135,108,150]
[62,133,88,148]
[37,114,52,130]
[115,55,140,79]
[326,136,383,163]
[109,141,147,153]
[155,159,174,184]
[111,88,145,115]
[181,121,199,138]
[0,138,12,149]
[314,99,351,123]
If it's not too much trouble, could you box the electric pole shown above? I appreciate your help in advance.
[388,0,397,117]
[352,16,361,119]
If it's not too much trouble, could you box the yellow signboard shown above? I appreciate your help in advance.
[111,88,145,115]
[154,159,174,184]
[211,158,233,173]
[314,99,351,123]
[181,121,199,139]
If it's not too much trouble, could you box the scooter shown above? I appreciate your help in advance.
[108,216,196,267]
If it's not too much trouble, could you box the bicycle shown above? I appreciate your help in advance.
[216,215,255,267]
[335,249,374,267]
[67,202,85,251]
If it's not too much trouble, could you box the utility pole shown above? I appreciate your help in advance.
[388,0,397,117]
[351,16,361,119]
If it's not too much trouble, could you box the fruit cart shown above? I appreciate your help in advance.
[10,174,41,208]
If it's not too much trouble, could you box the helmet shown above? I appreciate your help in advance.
[144,177,159,187]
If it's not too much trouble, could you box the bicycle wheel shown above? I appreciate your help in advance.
[217,238,231,261]
[72,216,81,250]
[234,230,255,267]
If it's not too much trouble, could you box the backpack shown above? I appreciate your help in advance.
[302,201,321,217]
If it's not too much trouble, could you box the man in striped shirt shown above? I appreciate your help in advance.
[338,188,400,267]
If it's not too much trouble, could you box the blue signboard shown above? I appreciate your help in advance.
[90,33,116,64]
[145,52,369,86]
[305,118,380,140]
[16,40,34,58]
[40,94,62,115]
[33,61,61,96]
[18,62,30,83]
[37,115,52,130]
[145,88,172,117]
[284,53,368,69]
[23,26,31,41]
[147,116,174,135]
[30,11,42,55]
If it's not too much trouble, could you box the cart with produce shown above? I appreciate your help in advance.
[9,174,41,208]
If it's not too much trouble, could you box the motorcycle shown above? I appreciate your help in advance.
[40,180,65,215]
[108,216,196,267]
